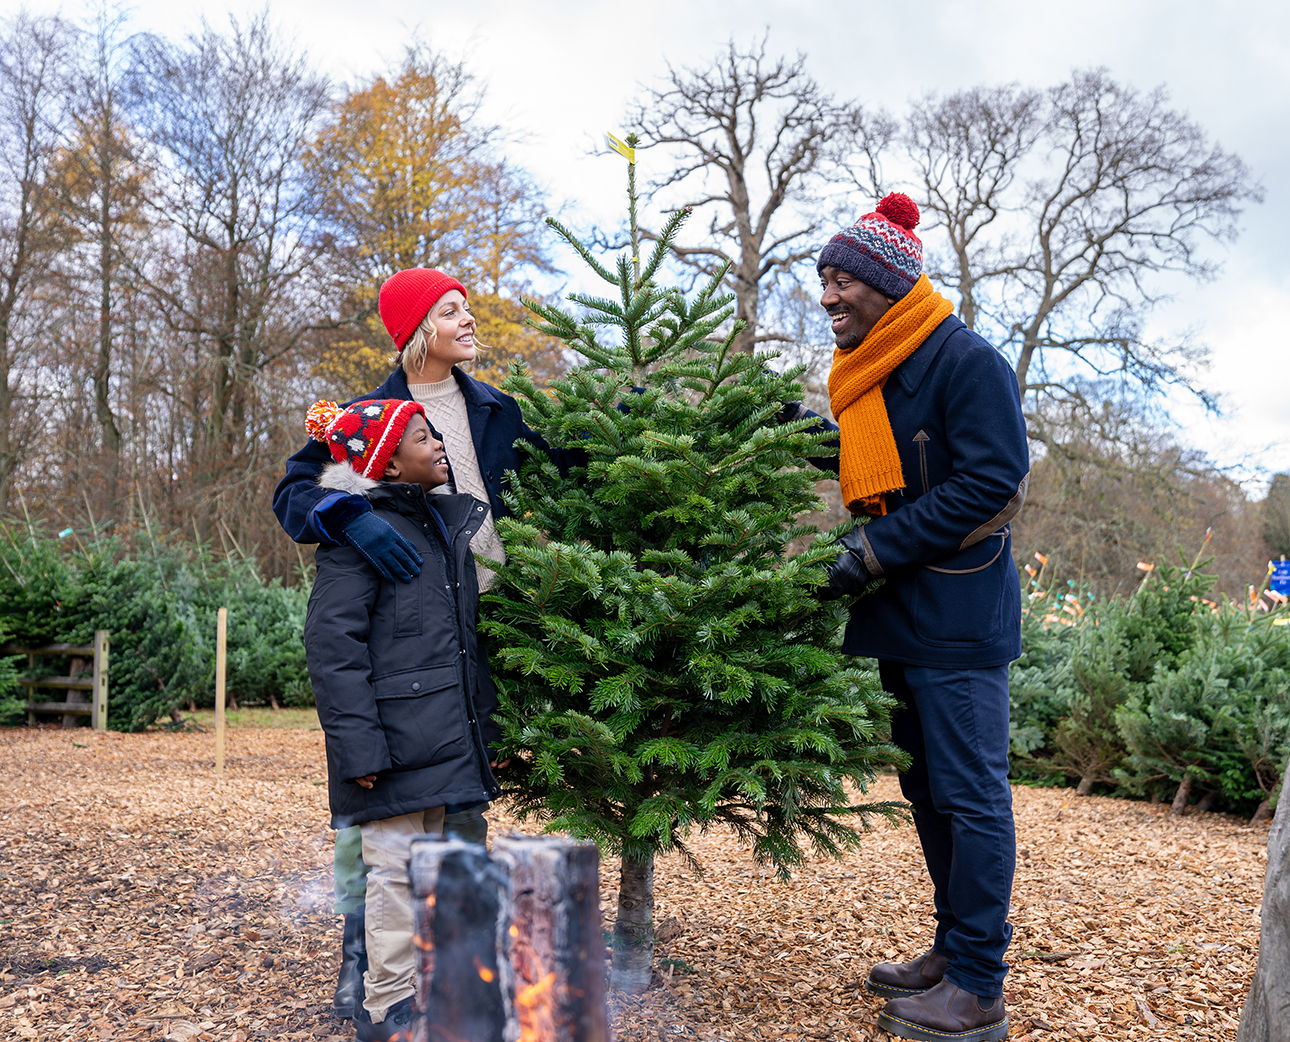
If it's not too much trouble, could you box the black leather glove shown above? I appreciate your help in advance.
[825,526,873,597]
[342,512,423,583]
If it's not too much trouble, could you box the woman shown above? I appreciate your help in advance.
[272,268,580,1024]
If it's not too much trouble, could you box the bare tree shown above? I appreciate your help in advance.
[896,70,1260,427]
[1263,474,1290,559]
[1010,390,1267,599]
[48,4,148,523]
[630,38,889,353]
[0,11,72,512]
[130,13,331,531]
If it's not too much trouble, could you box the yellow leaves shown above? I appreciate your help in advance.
[306,49,559,394]
[307,60,479,276]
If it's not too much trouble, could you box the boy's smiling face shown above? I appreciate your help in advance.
[383,413,450,491]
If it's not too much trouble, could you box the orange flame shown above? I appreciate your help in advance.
[473,955,495,983]
[516,972,557,1042]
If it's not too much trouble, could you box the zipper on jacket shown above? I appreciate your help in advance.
[914,430,931,494]
[452,515,501,799]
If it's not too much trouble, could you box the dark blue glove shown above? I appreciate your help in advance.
[825,526,873,597]
[342,511,423,583]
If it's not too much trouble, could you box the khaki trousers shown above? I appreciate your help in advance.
[359,807,445,1020]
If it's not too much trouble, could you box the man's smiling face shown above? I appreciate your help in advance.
[820,265,896,351]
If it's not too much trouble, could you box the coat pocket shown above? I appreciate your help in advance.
[913,533,1008,646]
[372,664,466,771]
[393,572,422,638]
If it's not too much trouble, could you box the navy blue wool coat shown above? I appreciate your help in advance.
[273,366,583,547]
[803,314,1030,668]
[306,467,503,829]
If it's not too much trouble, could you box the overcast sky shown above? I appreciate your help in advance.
[17,0,1290,487]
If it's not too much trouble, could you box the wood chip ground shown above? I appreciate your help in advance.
[0,727,1266,1040]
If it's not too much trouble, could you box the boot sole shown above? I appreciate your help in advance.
[865,976,936,998]
[876,1011,1008,1042]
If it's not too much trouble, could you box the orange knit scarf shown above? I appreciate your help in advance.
[827,274,954,515]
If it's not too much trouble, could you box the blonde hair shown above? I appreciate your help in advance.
[398,303,488,376]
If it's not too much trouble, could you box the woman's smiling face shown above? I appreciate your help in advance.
[425,289,476,368]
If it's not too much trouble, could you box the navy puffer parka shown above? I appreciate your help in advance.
[305,464,502,829]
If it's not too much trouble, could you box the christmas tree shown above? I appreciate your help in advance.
[484,136,904,992]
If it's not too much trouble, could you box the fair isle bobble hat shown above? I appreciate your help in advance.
[305,399,427,479]
[377,268,468,350]
[816,193,924,301]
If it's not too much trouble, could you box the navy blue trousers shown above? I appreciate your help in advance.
[880,661,1016,998]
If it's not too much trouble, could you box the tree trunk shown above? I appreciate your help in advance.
[1251,800,1272,826]
[1169,775,1192,815]
[611,852,654,993]
[95,144,121,524]
[1076,772,1096,796]
[1237,758,1290,1041]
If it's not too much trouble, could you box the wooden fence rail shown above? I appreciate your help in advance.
[2,631,110,729]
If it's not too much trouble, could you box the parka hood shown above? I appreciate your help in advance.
[318,462,381,498]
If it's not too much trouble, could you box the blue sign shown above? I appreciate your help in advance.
[1272,559,1290,596]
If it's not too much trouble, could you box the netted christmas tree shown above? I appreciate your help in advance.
[483,140,903,991]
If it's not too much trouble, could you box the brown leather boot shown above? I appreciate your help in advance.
[864,948,947,998]
[877,980,1008,1042]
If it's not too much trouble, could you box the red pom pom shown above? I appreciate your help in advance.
[876,193,920,231]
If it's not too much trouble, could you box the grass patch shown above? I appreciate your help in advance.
[182,706,321,730]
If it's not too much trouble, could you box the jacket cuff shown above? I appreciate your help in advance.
[313,492,371,546]
[856,525,883,576]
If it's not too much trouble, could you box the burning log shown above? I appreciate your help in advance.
[410,839,508,1042]
[493,836,609,1042]
[409,835,608,1042]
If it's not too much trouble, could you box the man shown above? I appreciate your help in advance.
[801,193,1028,1042]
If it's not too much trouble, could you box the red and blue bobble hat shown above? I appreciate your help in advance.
[305,399,427,480]
[816,193,924,301]
[377,268,468,350]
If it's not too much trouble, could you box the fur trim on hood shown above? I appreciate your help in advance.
[318,462,381,498]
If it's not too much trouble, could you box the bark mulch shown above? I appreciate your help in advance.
[0,727,1266,1041]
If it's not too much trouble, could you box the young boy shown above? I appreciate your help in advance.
[303,398,502,1041]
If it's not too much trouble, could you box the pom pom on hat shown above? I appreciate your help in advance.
[816,192,925,299]
[306,400,343,442]
[876,192,920,232]
[304,398,427,479]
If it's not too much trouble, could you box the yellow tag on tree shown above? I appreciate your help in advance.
[605,131,635,164]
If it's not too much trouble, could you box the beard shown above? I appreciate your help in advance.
[834,327,863,352]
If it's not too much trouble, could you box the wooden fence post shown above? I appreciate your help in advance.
[215,608,227,775]
[92,630,109,731]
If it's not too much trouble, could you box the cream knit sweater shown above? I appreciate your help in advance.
[408,376,507,590]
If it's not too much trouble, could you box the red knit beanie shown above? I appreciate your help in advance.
[377,268,468,350]
[305,399,427,479]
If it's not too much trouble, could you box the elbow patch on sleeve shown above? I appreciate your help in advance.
[959,471,1030,551]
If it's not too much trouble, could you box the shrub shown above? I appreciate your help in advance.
[0,521,312,730]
